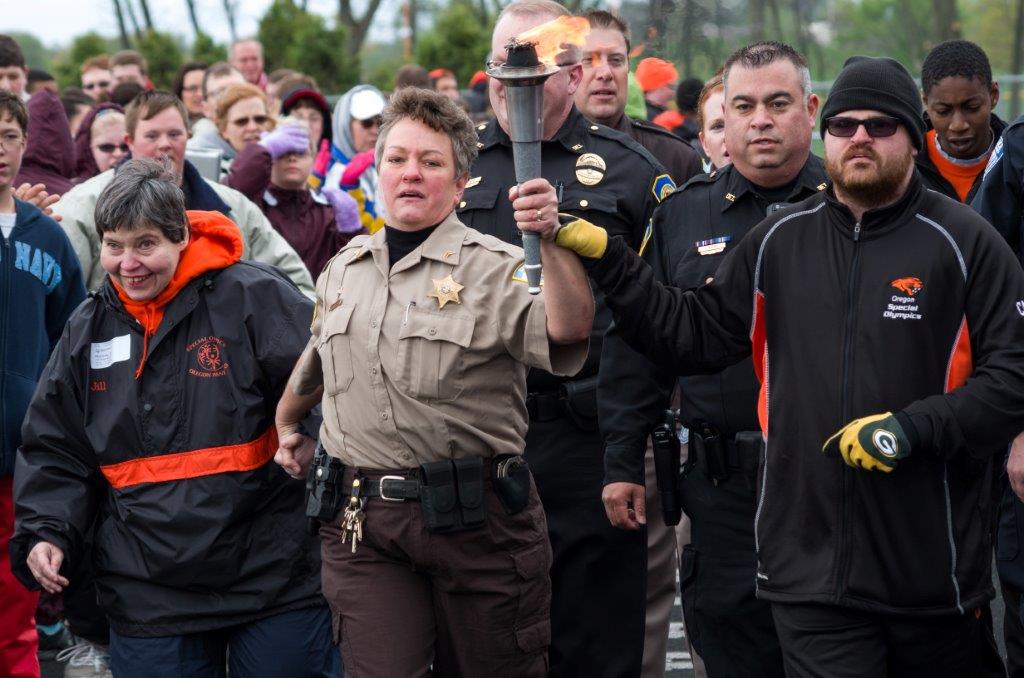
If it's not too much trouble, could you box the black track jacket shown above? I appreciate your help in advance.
[589,174,1024,615]
[11,261,322,636]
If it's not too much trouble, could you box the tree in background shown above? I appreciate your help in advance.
[338,0,386,59]
[258,0,360,93]
[5,33,50,71]
[414,0,492,87]
[135,30,185,89]
[52,32,114,88]
[191,33,227,65]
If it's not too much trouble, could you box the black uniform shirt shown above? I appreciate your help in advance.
[599,154,828,484]
[610,114,703,186]
[458,106,672,390]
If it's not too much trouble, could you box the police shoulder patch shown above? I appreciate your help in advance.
[652,174,676,203]
[638,220,654,257]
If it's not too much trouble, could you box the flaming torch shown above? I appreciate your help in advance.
[486,17,590,295]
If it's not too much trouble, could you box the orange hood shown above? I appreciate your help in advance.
[113,210,244,378]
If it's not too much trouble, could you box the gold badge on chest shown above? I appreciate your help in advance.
[575,153,607,186]
[428,274,464,308]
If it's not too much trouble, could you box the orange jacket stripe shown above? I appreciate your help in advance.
[945,317,973,392]
[751,291,769,435]
[100,427,279,490]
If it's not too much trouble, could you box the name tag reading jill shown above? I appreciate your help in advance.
[90,335,131,369]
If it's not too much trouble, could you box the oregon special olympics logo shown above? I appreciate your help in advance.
[187,336,229,378]
[872,429,899,458]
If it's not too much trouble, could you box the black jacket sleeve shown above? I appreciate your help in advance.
[971,124,1024,262]
[597,208,677,486]
[587,232,758,376]
[901,217,1024,459]
[11,322,101,589]
[244,265,315,398]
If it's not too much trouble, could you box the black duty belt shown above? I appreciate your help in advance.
[685,422,762,484]
[359,474,423,502]
[527,375,599,429]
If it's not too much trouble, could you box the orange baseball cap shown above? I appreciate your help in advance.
[469,70,488,88]
[635,58,679,92]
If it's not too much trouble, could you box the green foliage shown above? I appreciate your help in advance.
[414,0,492,86]
[135,30,185,89]
[361,38,405,91]
[290,21,360,93]
[51,32,114,89]
[191,33,227,65]
[829,0,936,74]
[365,53,408,92]
[7,33,51,71]
[960,0,1015,73]
[258,0,360,94]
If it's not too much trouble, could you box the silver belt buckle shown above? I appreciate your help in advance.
[378,475,406,502]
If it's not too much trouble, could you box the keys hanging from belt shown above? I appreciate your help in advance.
[341,477,366,553]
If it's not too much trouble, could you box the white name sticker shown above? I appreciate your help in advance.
[90,335,132,369]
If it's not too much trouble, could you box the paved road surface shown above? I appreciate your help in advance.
[39,566,1008,678]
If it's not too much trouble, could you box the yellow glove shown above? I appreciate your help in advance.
[822,412,911,473]
[555,215,608,259]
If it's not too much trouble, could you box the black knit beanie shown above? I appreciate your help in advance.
[819,56,925,150]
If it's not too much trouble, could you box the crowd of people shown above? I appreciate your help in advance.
[2,1,1024,676]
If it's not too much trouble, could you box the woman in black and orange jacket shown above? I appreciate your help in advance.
[10,159,338,676]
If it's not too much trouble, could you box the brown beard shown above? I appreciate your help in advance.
[826,144,914,209]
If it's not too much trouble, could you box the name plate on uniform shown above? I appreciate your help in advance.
[695,235,731,256]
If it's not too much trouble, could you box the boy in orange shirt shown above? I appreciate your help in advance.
[917,40,1004,203]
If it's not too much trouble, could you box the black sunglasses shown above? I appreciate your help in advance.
[231,115,270,127]
[823,116,901,138]
[359,116,382,129]
[95,143,129,153]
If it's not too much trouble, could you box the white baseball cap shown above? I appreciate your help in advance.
[350,89,386,120]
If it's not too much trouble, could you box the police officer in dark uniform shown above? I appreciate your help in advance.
[573,10,702,186]
[572,10,703,675]
[598,41,826,678]
[457,2,673,675]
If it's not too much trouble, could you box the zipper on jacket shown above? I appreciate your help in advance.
[834,221,861,598]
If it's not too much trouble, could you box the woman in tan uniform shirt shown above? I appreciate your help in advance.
[274,88,594,676]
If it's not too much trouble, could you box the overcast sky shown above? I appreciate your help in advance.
[1,0,362,47]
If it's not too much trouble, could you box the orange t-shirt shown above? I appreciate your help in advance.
[925,129,990,202]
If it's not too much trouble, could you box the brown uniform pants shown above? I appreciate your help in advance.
[320,466,551,678]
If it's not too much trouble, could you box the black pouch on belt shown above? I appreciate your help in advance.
[734,431,764,492]
[304,445,345,532]
[561,375,599,432]
[420,459,459,533]
[453,457,486,529]
[493,454,531,515]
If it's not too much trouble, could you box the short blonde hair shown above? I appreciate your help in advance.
[90,109,126,136]
[215,83,272,131]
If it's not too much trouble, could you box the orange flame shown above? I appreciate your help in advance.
[513,16,591,66]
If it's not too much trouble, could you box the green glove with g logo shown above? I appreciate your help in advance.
[822,412,911,472]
